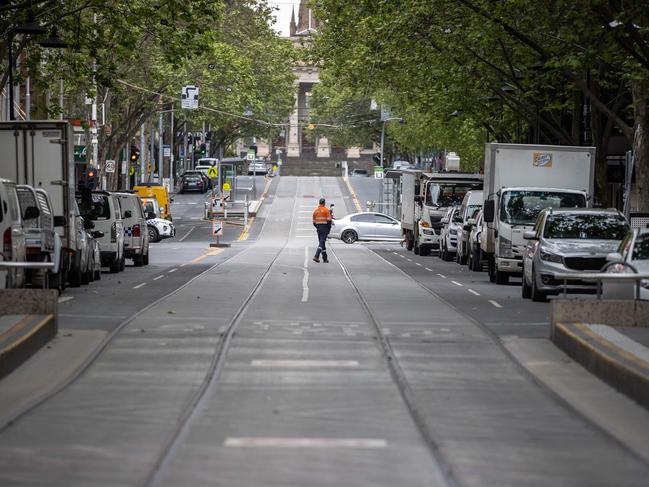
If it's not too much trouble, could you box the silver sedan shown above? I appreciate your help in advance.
[604,228,649,300]
[329,212,402,244]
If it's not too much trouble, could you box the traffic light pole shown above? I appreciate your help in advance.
[140,123,146,183]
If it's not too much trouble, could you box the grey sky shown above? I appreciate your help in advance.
[268,0,301,37]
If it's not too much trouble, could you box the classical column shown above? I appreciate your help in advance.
[287,86,301,157]
[346,147,361,158]
[316,136,330,158]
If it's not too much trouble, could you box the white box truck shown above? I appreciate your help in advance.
[480,143,596,284]
[401,170,484,255]
[0,121,81,287]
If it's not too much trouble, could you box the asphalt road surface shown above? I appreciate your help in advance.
[0,176,648,486]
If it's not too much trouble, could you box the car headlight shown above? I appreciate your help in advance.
[499,237,515,258]
[420,221,430,228]
[449,229,457,235]
[540,249,563,264]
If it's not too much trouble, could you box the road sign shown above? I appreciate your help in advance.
[129,166,136,176]
[222,182,231,191]
[163,145,171,157]
[212,220,224,236]
[105,160,116,173]
[207,166,218,178]
[374,166,384,179]
[246,149,255,161]
[181,85,199,109]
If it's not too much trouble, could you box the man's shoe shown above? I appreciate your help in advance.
[313,257,320,263]
[322,259,329,263]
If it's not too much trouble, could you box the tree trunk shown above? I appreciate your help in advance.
[631,79,649,212]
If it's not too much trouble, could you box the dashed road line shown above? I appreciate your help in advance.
[302,246,309,303]
[251,360,359,368]
[224,437,386,449]
[133,282,146,289]
[451,280,463,287]
[415,263,422,267]
[437,273,446,278]
[153,275,164,281]
[425,267,432,272]
[406,258,412,262]
[57,296,74,304]
[168,268,178,273]
[468,289,480,296]
[489,300,503,308]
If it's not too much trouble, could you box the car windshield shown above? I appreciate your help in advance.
[425,182,483,207]
[500,190,586,225]
[543,213,628,240]
[632,234,649,260]
[77,194,110,220]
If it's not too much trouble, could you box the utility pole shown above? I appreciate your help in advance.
[150,120,155,182]
[170,105,175,191]
[158,98,163,186]
[140,123,146,183]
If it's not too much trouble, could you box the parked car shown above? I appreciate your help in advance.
[467,209,485,271]
[67,200,95,286]
[146,217,176,243]
[0,178,26,288]
[247,160,268,175]
[16,185,64,290]
[521,208,629,301]
[77,191,125,273]
[87,232,102,281]
[329,212,401,243]
[115,192,150,266]
[455,190,483,265]
[439,206,461,261]
[603,228,649,300]
[392,160,413,170]
[141,197,162,219]
[350,169,369,177]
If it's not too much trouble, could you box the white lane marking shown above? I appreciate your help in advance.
[57,296,74,304]
[425,267,432,272]
[489,300,503,308]
[251,360,359,368]
[180,263,189,267]
[295,235,312,238]
[406,258,412,262]
[468,289,480,296]
[399,255,405,258]
[133,283,147,289]
[298,210,312,213]
[415,263,422,267]
[451,280,463,287]
[302,246,309,303]
[224,437,386,449]
[190,217,200,220]
[168,268,178,273]
[179,226,195,242]
[437,273,447,278]
[153,275,164,281]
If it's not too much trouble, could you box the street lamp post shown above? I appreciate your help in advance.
[379,117,404,168]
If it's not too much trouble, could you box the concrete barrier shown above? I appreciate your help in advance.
[0,289,58,380]
[551,299,649,409]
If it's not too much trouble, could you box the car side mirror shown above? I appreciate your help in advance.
[84,219,95,230]
[467,218,476,226]
[523,230,537,240]
[147,212,156,219]
[23,206,40,220]
[53,215,67,227]
[123,210,132,219]
[606,252,623,262]
[441,217,449,224]
[170,197,174,203]
[92,230,104,239]
[414,195,422,203]
[483,200,495,223]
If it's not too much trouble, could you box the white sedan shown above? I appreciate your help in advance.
[147,218,176,243]
[604,228,649,300]
[329,212,402,244]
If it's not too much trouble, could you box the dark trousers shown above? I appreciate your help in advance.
[314,224,329,260]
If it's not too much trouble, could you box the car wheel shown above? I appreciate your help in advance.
[143,247,150,265]
[495,268,509,285]
[148,225,160,243]
[440,242,447,261]
[420,245,431,256]
[94,267,101,281]
[69,264,82,287]
[119,254,126,272]
[414,240,420,255]
[405,231,414,251]
[109,256,120,273]
[342,230,358,244]
[531,267,548,302]
[521,265,532,299]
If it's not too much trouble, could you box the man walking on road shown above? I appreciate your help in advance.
[312,198,332,263]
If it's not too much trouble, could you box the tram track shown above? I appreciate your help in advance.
[331,246,457,487]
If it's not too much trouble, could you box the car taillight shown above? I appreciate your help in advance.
[3,228,11,259]
[132,224,140,237]
[111,222,117,242]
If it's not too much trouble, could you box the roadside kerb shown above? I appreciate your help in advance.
[0,289,58,380]
[552,299,649,409]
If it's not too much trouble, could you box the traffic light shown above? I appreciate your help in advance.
[130,147,139,163]
[373,152,382,165]
[78,166,98,190]
[200,143,206,156]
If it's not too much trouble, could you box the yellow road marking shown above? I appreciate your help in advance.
[344,177,363,212]
[189,247,224,263]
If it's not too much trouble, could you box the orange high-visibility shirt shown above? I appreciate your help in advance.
[313,205,332,224]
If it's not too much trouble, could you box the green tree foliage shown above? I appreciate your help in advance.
[311,0,649,207]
